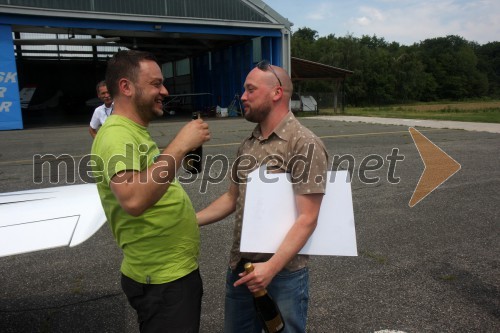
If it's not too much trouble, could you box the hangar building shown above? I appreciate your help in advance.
[0,0,292,130]
[0,0,351,130]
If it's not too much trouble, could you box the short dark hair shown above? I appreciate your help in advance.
[95,80,107,93]
[105,50,158,98]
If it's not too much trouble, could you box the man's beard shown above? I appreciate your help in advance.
[244,101,272,123]
[134,87,160,120]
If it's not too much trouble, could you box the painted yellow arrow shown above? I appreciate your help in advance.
[409,127,461,207]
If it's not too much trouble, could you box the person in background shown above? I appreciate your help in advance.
[196,60,328,332]
[91,50,210,332]
[89,80,113,138]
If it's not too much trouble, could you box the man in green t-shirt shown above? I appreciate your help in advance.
[91,50,210,332]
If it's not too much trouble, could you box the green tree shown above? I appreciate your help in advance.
[291,27,320,60]
[334,34,365,105]
[476,42,500,97]
[393,50,435,102]
[289,29,497,106]
[418,35,487,99]
[292,27,319,43]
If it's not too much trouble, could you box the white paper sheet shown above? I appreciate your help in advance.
[240,167,357,256]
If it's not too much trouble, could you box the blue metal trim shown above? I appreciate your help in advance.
[0,13,282,37]
[272,37,282,67]
[261,37,272,62]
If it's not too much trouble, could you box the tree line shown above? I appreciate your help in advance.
[291,28,500,106]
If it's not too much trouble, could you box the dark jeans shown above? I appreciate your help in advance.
[121,269,203,333]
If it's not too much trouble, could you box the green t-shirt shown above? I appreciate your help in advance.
[91,115,199,284]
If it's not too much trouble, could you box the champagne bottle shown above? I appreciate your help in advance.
[184,112,203,174]
[244,262,285,333]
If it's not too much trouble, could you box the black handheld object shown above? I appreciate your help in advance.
[184,112,203,174]
[244,262,285,333]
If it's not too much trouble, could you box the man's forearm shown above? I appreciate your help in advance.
[197,192,236,226]
[197,183,238,226]
[109,146,187,216]
[89,127,97,138]
[267,214,318,273]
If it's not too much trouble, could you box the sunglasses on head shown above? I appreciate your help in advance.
[256,60,282,87]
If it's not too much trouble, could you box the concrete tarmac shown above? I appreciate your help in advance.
[316,115,500,133]
[0,115,498,332]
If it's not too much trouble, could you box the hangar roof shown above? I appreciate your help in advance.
[291,57,354,81]
[0,0,291,28]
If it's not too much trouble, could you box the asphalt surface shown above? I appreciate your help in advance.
[0,115,499,332]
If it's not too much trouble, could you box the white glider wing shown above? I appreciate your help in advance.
[0,184,106,257]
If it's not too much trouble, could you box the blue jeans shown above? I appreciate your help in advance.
[224,261,309,333]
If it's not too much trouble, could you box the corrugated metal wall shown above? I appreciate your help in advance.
[0,0,270,22]
[192,38,279,109]
[197,45,240,108]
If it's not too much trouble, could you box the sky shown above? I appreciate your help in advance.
[267,0,499,45]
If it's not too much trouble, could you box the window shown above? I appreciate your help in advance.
[162,62,173,78]
[175,58,190,76]
[252,37,262,63]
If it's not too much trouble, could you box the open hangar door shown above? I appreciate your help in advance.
[1,2,290,128]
